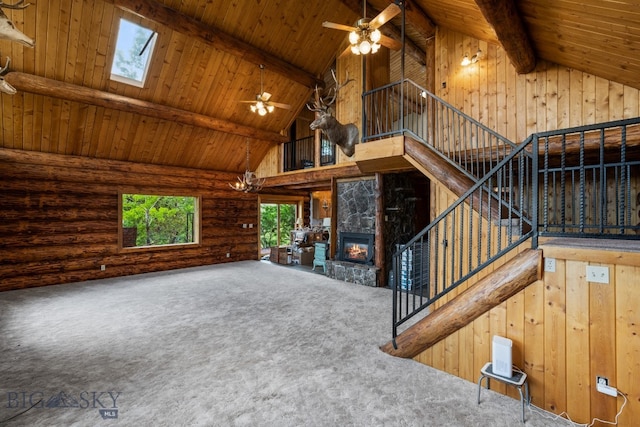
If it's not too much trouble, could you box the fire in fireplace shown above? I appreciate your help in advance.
[339,232,375,265]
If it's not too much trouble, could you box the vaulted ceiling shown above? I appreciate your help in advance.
[0,0,638,174]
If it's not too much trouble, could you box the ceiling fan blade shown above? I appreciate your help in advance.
[270,101,292,110]
[322,21,358,32]
[369,3,401,30]
[238,100,257,103]
[379,34,402,51]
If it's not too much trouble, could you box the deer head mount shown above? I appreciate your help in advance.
[0,56,16,95]
[307,70,359,157]
[0,0,35,48]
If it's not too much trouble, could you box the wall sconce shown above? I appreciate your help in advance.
[322,199,330,216]
[461,49,483,67]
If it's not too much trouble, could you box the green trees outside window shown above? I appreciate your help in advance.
[260,203,296,250]
[122,194,197,247]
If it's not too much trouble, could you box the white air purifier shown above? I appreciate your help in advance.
[492,335,513,378]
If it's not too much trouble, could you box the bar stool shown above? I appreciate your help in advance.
[477,362,530,423]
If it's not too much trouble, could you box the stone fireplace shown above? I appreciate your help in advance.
[324,173,430,288]
[326,178,379,287]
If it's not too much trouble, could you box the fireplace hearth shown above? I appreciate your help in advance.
[339,232,374,265]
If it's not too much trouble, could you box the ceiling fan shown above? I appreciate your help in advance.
[322,2,402,55]
[240,64,291,115]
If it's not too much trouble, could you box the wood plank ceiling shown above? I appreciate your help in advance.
[0,0,639,174]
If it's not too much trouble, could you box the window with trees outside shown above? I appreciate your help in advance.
[110,19,157,88]
[121,194,199,249]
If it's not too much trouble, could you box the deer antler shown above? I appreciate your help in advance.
[0,0,31,9]
[0,56,10,74]
[320,69,354,106]
[306,84,325,112]
[306,70,354,113]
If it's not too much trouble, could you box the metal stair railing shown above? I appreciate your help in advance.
[390,140,535,338]
[363,79,640,339]
[363,79,517,181]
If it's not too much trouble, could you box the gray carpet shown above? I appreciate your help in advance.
[0,261,567,426]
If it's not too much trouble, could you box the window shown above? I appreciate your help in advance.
[110,19,156,88]
[121,194,199,249]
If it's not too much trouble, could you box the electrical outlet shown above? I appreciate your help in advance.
[226,253,230,258]
[586,265,609,284]
[100,264,106,271]
[596,376,617,397]
[544,257,556,272]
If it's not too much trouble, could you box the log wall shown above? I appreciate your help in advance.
[0,148,259,291]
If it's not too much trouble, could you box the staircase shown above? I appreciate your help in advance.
[362,79,640,352]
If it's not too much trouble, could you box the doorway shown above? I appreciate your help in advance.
[259,202,298,257]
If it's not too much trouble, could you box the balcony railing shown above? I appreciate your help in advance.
[283,136,335,172]
[363,79,517,181]
[535,119,640,241]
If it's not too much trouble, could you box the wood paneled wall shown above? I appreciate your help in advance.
[415,232,640,425]
[0,148,259,292]
[435,29,640,144]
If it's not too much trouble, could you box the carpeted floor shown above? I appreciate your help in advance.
[0,261,568,426]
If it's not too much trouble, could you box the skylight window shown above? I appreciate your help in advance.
[110,19,156,88]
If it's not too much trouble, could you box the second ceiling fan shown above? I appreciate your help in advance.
[323,2,402,55]
[240,64,291,116]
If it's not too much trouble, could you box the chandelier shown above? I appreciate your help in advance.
[349,19,382,55]
[229,140,265,193]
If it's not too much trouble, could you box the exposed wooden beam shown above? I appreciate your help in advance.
[401,0,437,38]
[5,72,288,143]
[262,163,363,188]
[103,0,324,89]
[381,249,542,358]
[473,0,536,74]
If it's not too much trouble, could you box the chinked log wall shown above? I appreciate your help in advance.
[0,148,259,292]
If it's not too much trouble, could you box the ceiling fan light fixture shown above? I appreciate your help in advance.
[267,105,275,113]
[349,31,359,44]
[358,39,371,54]
[258,107,267,116]
[349,26,382,55]
[370,28,381,43]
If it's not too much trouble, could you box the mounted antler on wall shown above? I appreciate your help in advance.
[307,69,359,157]
[0,56,16,94]
[0,0,35,47]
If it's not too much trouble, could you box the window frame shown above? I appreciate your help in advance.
[110,18,157,88]
[118,191,201,252]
